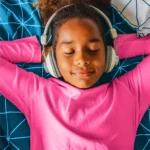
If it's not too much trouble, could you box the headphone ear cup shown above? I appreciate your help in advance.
[105,46,119,73]
[43,50,62,78]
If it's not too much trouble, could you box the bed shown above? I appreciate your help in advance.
[0,0,150,149]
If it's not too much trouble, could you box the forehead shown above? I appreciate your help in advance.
[58,18,102,40]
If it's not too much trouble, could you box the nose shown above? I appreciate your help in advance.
[74,51,90,67]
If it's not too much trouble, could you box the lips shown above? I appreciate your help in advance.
[71,70,94,77]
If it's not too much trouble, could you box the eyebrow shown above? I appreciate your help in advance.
[60,38,101,45]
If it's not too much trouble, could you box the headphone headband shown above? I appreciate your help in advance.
[41,4,117,46]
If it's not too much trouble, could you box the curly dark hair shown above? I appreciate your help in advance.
[35,0,111,50]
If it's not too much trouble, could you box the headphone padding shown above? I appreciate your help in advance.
[44,50,61,78]
[105,46,119,72]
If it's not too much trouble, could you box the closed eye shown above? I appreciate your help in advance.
[64,51,74,54]
[89,49,99,53]
[64,49,99,55]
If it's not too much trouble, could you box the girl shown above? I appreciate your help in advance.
[0,1,150,150]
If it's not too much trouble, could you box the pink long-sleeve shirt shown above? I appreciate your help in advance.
[0,34,150,150]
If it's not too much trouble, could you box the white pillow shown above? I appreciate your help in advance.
[111,0,150,37]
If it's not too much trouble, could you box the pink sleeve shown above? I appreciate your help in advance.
[0,36,41,63]
[118,36,150,124]
[0,36,47,117]
[117,34,150,59]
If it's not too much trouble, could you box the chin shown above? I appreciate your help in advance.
[72,81,96,89]
[63,75,100,89]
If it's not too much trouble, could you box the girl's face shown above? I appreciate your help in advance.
[55,18,106,89]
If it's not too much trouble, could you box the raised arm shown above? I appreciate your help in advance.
[0,36,41,63]
[117,34,150,59]
[117,35,150,125]
[0,36,47,116]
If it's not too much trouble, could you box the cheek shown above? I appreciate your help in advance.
[94,61,105,78]
[92,53,106,69]
[56,54,72,75]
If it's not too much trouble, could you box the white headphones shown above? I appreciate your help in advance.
[41,4,119,78]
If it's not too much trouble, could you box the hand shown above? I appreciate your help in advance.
[41,46,52,62]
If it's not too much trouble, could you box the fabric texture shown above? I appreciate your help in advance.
[111,0,150,37]
[0,35,150,150]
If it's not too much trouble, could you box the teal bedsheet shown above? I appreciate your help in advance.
[0,0,150,149]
